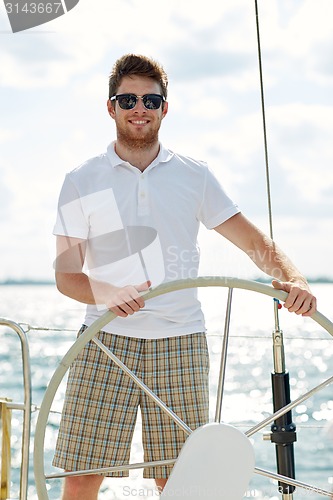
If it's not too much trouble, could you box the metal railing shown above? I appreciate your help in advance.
[0,319,32,500]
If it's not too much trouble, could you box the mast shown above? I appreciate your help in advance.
[254,2,297,498]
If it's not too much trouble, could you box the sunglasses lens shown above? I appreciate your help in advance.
[114,94,164,110]
[117,94,137,110]
[142,94,163,110]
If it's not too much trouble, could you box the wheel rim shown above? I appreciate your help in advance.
[33,277,333,499]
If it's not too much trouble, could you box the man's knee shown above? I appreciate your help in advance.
[155,478,168,493]
[62,474,103,499]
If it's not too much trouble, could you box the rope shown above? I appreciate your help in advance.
[27,404,330,429]
[17,323,329,341]
[19,323,76,333]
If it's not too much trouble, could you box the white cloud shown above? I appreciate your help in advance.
[1,0,333,280]
[0,127,19,142]
[0,33,104,88]
[268,104,333,201]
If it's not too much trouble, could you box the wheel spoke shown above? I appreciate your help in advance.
[33,277,333,499]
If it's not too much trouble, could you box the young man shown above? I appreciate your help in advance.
[53,54,316,499]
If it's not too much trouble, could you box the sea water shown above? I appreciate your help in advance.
[0,282,333,499]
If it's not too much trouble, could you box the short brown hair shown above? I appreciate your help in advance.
[108,54,168,100]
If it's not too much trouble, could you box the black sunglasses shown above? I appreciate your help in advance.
[110,93,165,110]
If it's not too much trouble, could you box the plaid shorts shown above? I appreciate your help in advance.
[53,327,210,478]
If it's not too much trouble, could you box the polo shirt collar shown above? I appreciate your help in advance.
[106,141,173,170]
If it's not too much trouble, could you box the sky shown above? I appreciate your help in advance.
[0,0,333,282]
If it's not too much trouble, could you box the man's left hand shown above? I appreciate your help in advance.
[272,279,317,317]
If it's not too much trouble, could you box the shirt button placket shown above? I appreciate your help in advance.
[138,174,150,216]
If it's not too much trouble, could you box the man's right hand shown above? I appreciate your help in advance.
[105,281,151,317]
[55,235,152,317]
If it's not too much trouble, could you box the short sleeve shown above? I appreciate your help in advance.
[198,165,240,229]
[53,174,89,239]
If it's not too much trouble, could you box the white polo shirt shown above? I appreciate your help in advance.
[53,142,240,338]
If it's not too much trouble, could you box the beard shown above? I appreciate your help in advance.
[116,120,161,151]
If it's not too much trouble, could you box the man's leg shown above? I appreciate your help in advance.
[142,333,210,487]
[61,474,104,500]
[53,331,143,495]
[155,478,168,493]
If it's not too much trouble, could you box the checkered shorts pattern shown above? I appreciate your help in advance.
[53,327,210,478]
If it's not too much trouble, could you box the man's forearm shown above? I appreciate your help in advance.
[55,272,115,305]
[248,236,308,285]
[55,272,149,318]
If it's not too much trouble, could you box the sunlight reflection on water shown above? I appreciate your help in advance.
[0,283,333,499]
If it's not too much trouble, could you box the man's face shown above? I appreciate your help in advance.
[107,75,168,149]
